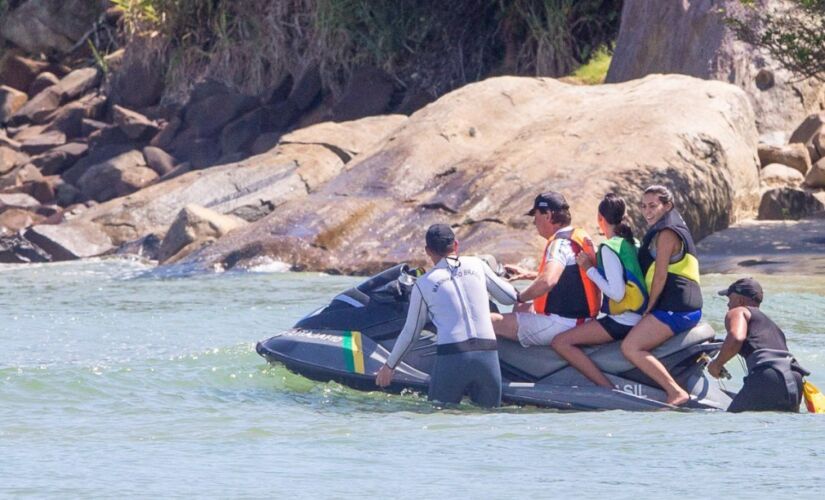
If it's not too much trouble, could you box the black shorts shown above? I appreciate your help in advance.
[597,316,633,341]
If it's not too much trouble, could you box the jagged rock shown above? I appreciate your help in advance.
[9,86,60,125]
[0,208,46,233]
[28,72,59,97]
[0,85,28,123]
[261,101,299,133]
[20,130,66,155]
[806,158,825,188]
[62,143,135,185]
[44,103,86,139]
[174,135,221,169]
[288,66,322,111]
[789,112,825,162]
[113,105,159,140]
[758,187,824,220]
[149,116,181,149]
[142,146,177,176]
[30,142,88,175]
[157,162,192,183]
[183,91,258,137]
[220,109,264,155]
[174,75,761,273]
[761,163,805,188]
[24,221,113,261]
[10,178,55,205]
[77,150,157,202]
[395,90,434,116]
[0,146,27,175]
[0,54,54,92]
[11,163,44,186]
[758,143,811,175]
[0,192,41,210]
[81,118,108,137]
[0,129,21,150]
[158,204,247,263]
[54,68,101,101]
[332,66,395,121]
[87,125,132,148]
[115,233,161,261]
[0,0,103,54]
[0,233,51,263]
[9,124,47,143]
[606,0,825,136]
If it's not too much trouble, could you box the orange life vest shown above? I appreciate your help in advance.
[533,227,601,318]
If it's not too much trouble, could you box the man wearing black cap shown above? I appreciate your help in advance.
[375,223,519,407]
[492,192,600,347]
[710,277,809,412]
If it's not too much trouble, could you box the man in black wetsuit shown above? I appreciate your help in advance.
[708,278,808,413]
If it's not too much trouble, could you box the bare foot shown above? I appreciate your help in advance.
[666,391,690,406]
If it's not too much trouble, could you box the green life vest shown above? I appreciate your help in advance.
[596,236,649,315]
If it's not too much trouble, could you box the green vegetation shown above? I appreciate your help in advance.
[569,46,612,84]
[728,0,825,81]
[106,0,623,99]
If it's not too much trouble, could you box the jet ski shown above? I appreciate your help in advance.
[257,262,734,410]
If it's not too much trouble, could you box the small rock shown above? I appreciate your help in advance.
[814,131,825,161]
[0,85,29,123]
[0,54,50,92]
[55,182,81,206]
[789,112,825,155]
[31,142,89,175]
[250,132,282,155]
[44,103,86,139]
[157,162,192,183]
[158,204,247,263]
[760,163,805,188]
[77,150,157,202]
[55,68,101,102]
[113,104,159,139]
[394,90,434,116]
[0,192,41,209]
[13,163,44,185]
[87,125,132,148]
[116,233,162,261]
[758,143,812,175]
[261,100,299,132]
[0,146,27,175]
[220,108,263,155]
[0,129,21,150]
[183,91,258,137]
[149,116,182,149]
[20,130,66,155]
[805,157,825,189]
[758,187,825,220]
[28,72,59,98]
[24,221,113,261]
[8,86,61,125]
[81,118,109,137]
[0,207,46,233]
[61,143,134,185]
[11,179,55,204]
[142,146,177,176]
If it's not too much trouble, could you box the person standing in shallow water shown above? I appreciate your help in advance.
[550,193,647,388]
[375,224,518,407]
[620,185,703,406]
[710,278,808,413]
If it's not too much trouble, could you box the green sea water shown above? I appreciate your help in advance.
[1,259,824,498]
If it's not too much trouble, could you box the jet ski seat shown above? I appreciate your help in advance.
[497,322,715,379]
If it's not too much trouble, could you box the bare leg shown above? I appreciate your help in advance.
[491,312,520,342]
[550,321,615,388]
[621,315,689,405]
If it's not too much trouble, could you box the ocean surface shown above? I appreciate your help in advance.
[2,259,824,499]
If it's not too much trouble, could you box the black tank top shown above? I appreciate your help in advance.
[740,307,789,359]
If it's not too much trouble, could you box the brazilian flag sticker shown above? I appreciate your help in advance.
[342,330,365,374]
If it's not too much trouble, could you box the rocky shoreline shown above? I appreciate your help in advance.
[1,0,824,274]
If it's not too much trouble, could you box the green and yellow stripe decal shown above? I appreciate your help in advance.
[342,330,365,374]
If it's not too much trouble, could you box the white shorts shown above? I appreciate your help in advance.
[516,313,587,347]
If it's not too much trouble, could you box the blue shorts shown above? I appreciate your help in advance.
[650,309,702,334]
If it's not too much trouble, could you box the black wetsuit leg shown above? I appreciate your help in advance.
[428,350,502,408]
[728,368,803,413]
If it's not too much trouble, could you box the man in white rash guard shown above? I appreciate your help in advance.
[375,224,518,407]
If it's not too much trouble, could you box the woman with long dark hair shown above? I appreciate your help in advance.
[620,185,703,406]
[550,193,648,387]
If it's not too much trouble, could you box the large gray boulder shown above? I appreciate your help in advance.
[176,74,761,274]
[24,221,113,261]
[606,0,825,137]
[0,0,103,55]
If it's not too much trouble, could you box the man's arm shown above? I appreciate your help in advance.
[376,284,428,387]
[482,260,518,305]
[708,306,750,378]
[518,260,563,302]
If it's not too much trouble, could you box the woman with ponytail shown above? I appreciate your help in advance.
[550,193,648,388]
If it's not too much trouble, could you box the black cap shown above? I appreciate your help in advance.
[718,277,764,304]
[425,224,455,254]
[526,191,569,216]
